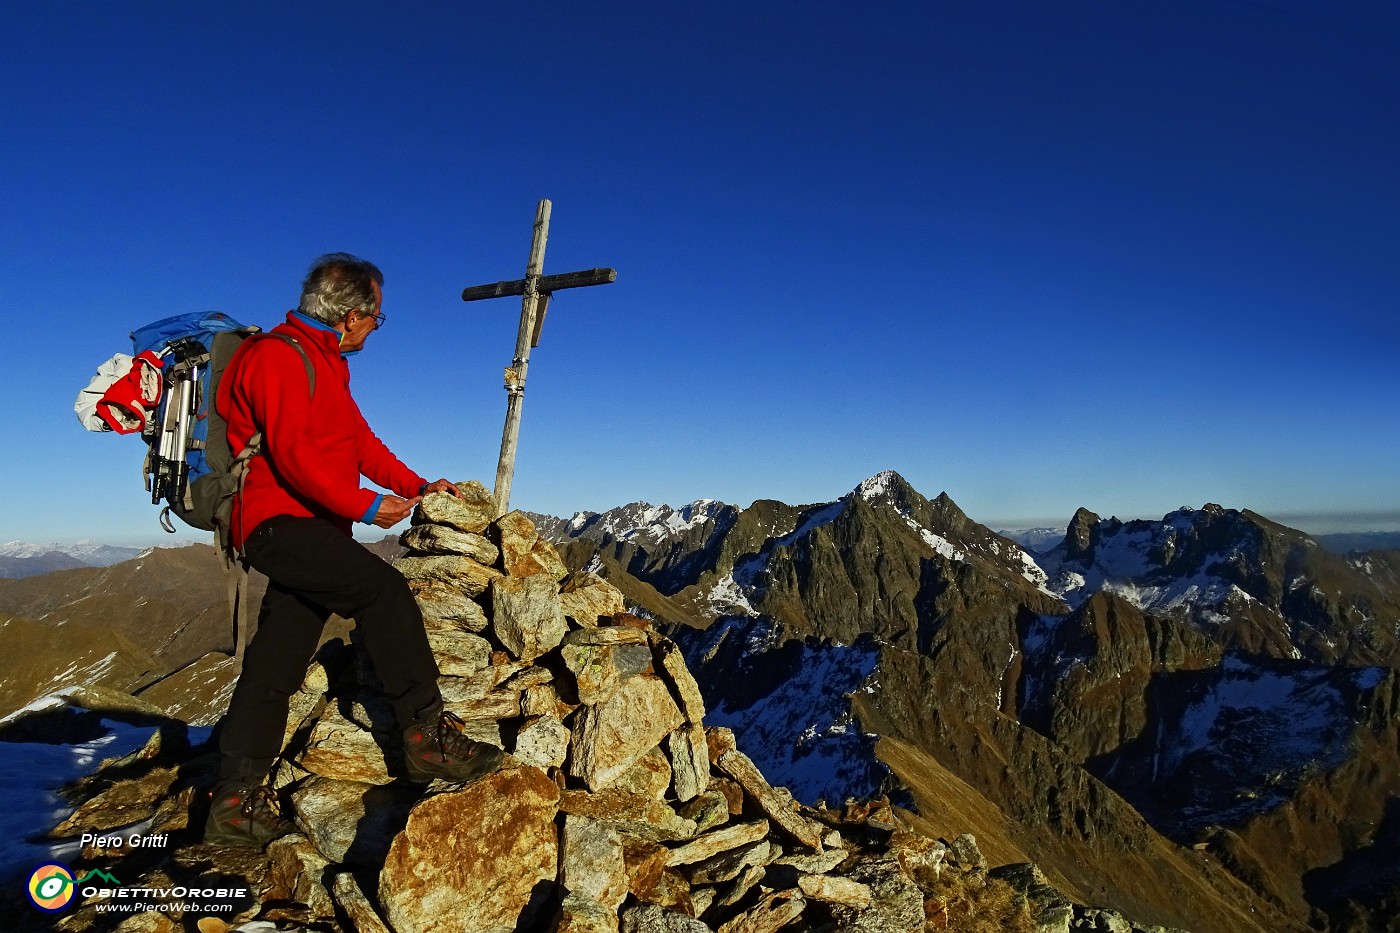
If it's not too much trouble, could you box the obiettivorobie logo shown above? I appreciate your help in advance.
[25,862,252,917]
[26,864,120,913]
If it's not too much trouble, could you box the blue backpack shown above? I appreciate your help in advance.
[131,312,312,535]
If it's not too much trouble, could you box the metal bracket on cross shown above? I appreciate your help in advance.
[461,199,617,517]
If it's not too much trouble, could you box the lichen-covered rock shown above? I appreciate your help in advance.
[716,862,769,911]
[408,578,490,631]
[949,832,988,873]
[380,766,561,933]
[333,873,394,933]
[423,627,493,677]
[620,902,711,933]
[827,855,925,933]
[492,572,569,662]
[666,722,710,803]
[1072,908,1135,933]
[715,890,807,933]
[598,748,667,803]
[533,535,571,582]
[562,639,655,705]
[57,764,180,838]
[282,657,331,746]
[514,714,570,769]
[776,845,848,875]
[561,815,630,912]
[396,554,501,596]
[560,788,698,842]
[651,634,707,723]
[556,891,618,933]
[678,790,730,834]
[401,523,501,564]
[570,674,684,791]
[889,830,946,879]
[621,837,671,899]
[497,509,543,575]
[563,625,650,647]
[290,776,417,865]
[715,748,823,850]
[524,680,578,719]
[560,571,628,623]
[797,872,873,908]
[297,707,396,785]
[666,820,771,867]
[440,688,520,723]
[412,484,494,533]
[687,839,773,885]
[265,834,335,918]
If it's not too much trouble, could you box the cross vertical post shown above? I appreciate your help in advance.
[461,200,616,518]
[493,198,551,517]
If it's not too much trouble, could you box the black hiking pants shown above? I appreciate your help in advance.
[217,515,442,784]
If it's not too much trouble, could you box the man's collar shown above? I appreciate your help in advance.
[291,311,360,357]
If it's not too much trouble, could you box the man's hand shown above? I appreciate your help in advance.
[373,494,422,528]
[421,478,462,498]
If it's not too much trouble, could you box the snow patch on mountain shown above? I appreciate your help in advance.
[856,470,901,501]
[1017,613,1091,716]
[731,501,846,590]
[1151,655,1355,831]
[905,517,968,563]
[705,573,759,617]
[1038,515,1256,616]
[1016,548,1055,594]
[679,618,891,806]
[563,499,727,546]
[0,700,209,882]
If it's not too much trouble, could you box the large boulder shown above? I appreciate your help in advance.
[379,765,561,933]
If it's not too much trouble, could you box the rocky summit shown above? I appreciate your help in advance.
[7,479,1145,933]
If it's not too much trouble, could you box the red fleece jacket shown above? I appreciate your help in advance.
[217,312,426,549]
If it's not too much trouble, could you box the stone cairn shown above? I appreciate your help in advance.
[54,481,988,933]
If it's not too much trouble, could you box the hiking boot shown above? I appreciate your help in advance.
[402,708,504,784]
[203,781,296,848]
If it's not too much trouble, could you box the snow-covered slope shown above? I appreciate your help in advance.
[679,617,892,806]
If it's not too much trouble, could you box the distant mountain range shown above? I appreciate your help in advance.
[3,519,1391,581]
[0,540,150,579]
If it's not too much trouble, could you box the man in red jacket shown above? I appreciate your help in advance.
[204,253,501,847]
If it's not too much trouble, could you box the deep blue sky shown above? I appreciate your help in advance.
[3,1,1396,545]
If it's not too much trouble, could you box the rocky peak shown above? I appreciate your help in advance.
[1063,507,1102,561]
[1036,502,1400,667]
[852,469,914,504]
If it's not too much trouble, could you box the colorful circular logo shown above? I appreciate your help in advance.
[26,863,76,912]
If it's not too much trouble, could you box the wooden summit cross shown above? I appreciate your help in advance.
[462,199,616,516]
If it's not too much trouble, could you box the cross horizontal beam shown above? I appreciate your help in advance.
[461,267,617,302]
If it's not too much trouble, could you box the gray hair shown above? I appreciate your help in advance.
[298,253,384,324]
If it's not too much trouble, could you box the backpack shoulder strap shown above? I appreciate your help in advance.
[219,332,317,674]
[247,332,316,399]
